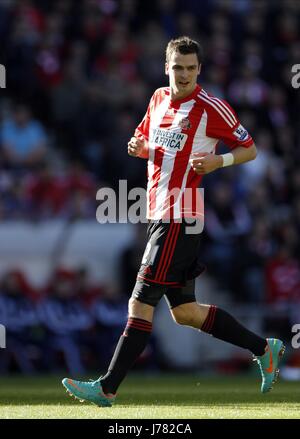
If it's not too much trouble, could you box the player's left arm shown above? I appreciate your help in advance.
[191,97,257,175]
[190,143,257,175]
[225,142,257,165]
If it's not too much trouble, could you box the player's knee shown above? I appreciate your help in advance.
[171,307,193,326]
[128,297,154,322]
[128,297,136,311]
[128,297,139,315]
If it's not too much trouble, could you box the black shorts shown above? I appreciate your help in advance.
[131,219,206,308]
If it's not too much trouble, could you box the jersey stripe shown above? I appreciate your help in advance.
[184,167,202,216]
[172,107,208,218]
[200,90,237,126]
[147,94,171,218]
[142,86,250,220]
[156,222,180,282]
[158,99,200,219]
[155,221,176,280]
[198,92,235,128]
[158,222,181,282]
[152,104,185,220]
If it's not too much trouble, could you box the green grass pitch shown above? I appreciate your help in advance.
[0,374,299,419]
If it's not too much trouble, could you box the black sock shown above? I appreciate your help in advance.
[201,306,267,356]
[100,317,152,394]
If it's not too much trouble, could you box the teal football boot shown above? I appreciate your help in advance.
[253,338,285,393]
[62,377,116,407]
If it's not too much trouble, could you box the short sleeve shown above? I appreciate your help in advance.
[205,97,254,149]
[134,91,157,142]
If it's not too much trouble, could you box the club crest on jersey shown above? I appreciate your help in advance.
[233,124,249,141]
[179,117,191,130]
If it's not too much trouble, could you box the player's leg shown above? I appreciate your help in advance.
[61,285,163,407]
[95,219,194,393]
[170,300,285,392]
[62,217,169,406]
[163,217,285,394]
[99,295,155,396]
[99,220,178,397]
[171,301,268,354]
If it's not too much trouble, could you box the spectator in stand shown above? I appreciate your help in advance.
[50,60,86,153]
[0,270,40,374]
[138,21,168,88]
[176,12,200,42]
[264,243,300,341]
[71,267,105,371]
[37,268,93,374]
[72,80,116,168]
[241,216,276,302]
[73,267,104,308]
[265,243,300,304]
[24,161,97,220]
[0,170,31,219]
[228,65,269,107]
[24,162,68,219]
[0,103,48,171]
[238,129,284,194]
[64,161,97,219]
[91,283,127,370]
[204,180,252,296]
[108,108,147,190]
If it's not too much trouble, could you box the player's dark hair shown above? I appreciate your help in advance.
[166,36,203,65]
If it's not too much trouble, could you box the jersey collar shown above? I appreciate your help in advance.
[169,84,201,106]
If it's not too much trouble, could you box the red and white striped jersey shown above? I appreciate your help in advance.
[134,84,253,220]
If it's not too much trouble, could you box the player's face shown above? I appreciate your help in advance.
[165,52,201,100]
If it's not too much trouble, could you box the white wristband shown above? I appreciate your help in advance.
[221,153,234,167]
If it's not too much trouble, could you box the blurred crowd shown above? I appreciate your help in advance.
[0,268,159,374]
[0,0,300,373]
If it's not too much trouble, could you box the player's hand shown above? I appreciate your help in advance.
[128,137,145,157]
[189,152,223,175]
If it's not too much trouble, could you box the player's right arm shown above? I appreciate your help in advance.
[127,136,149,158]
[128,90,159,160]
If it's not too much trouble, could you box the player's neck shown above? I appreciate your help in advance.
[170,84,198,102]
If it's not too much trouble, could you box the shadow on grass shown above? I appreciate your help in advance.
[0,375,299,406]
[1,391,298,407]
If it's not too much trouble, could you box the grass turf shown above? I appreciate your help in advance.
[0,374,299,419]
